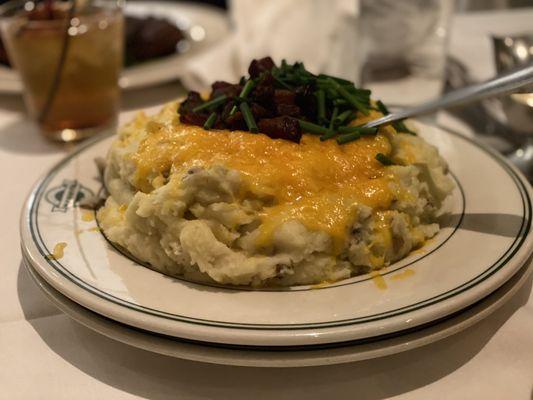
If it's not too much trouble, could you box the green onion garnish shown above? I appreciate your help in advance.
[298,120,332,136]
[338,125,359,133]
[192,95,227,113]
[321,105,341,141]
[359,127,378,136]
[320,130,338,141]
[393,120,417,135]
[376,100,389,115]
[375,100,416,135]
[317,73,353,86]
[376,153,394,165]
[333,98,348,107]
[337,126,378,136]
[327,78,369,115]
[203,112,217,130]
[316,90,326,124]
[240,79,255,98]
[240,102,258,133]
[230,80,256,116]
[328,107,339,131]
[335,110,356,126]
[336,131,361,144]
[180,58,391,147]
[272,75,292,90]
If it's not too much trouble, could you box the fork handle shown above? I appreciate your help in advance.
[363,64,533,129]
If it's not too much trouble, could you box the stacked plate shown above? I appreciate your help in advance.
[20,122,533,367]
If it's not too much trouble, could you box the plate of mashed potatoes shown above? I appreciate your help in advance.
[21,59,532,350]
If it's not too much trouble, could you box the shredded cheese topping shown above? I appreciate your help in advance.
[130,108,396,248]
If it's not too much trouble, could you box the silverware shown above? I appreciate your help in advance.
[362,64,533,129]
[493,34,533,73]
[492,34,533,180]
[444,57,523,153]
[492,34,533,135]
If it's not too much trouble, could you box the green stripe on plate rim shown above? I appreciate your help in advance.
[26,127,532,330]
[24,255,531,352]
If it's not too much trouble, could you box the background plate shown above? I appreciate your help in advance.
[0,1,229,93]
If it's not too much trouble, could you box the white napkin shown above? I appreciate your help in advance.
[181,0,360,91]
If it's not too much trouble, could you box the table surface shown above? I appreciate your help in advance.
[1,8,532,400]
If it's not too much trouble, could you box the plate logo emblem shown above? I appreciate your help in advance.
[45,179,94,212]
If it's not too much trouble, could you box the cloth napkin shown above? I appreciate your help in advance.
[181,0,360,92]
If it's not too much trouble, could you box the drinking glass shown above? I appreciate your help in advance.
[0,0,124,142]
[358,0,454,107]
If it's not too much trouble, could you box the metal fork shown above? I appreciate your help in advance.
[362,64,533,129]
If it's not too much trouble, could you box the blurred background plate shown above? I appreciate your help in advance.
[0,1,229,93]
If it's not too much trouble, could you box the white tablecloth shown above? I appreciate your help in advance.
[1,9,532,400]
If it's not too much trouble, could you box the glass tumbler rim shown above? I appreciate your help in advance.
[0,0,124,28]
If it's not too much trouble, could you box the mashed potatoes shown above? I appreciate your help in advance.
[98,101,454,286]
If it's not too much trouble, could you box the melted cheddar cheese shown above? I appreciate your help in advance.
[131,111,396,249]
[47,242,67,260]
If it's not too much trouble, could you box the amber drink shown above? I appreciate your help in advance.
[0,0,123,142]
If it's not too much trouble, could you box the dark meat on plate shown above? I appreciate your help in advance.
[125,16,184,63]
[0,38,9,66]
[258,117,302,143]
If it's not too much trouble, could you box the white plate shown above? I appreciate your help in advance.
[22,253,533,367]
[0,1,229,93]
[20,120,533,347]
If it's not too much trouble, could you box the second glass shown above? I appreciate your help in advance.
[358,0,454,107]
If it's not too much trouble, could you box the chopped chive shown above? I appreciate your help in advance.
[273,75,292,90]
[192,95,227,113]
[319,107,339,141]
[335,110,356,125]
[338,125,359,133]
[376,100,389,115]
[333,98,348,107]
[298,119,331,135]
[329,107,339,131]
[240,80,255,98]
[376,153,394,165]
[203,112,217,130]
[336,131,361,144]
[393,120,417,135]
[345,90,371,103]
[229,104,238,117]
[230,80,256,116]
[320,130,338,141]
[326,87,340,100]
[356,88,372,96]
[239,102,258,133]
[327,78,369,115]
[375,100,416,135]
[337,125,378,136]
[358,127,378,136]
[351,98,370,115]
[317,73,353,86]
[316,90,326,123]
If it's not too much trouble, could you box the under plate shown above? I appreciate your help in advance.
[23,254,533,367]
